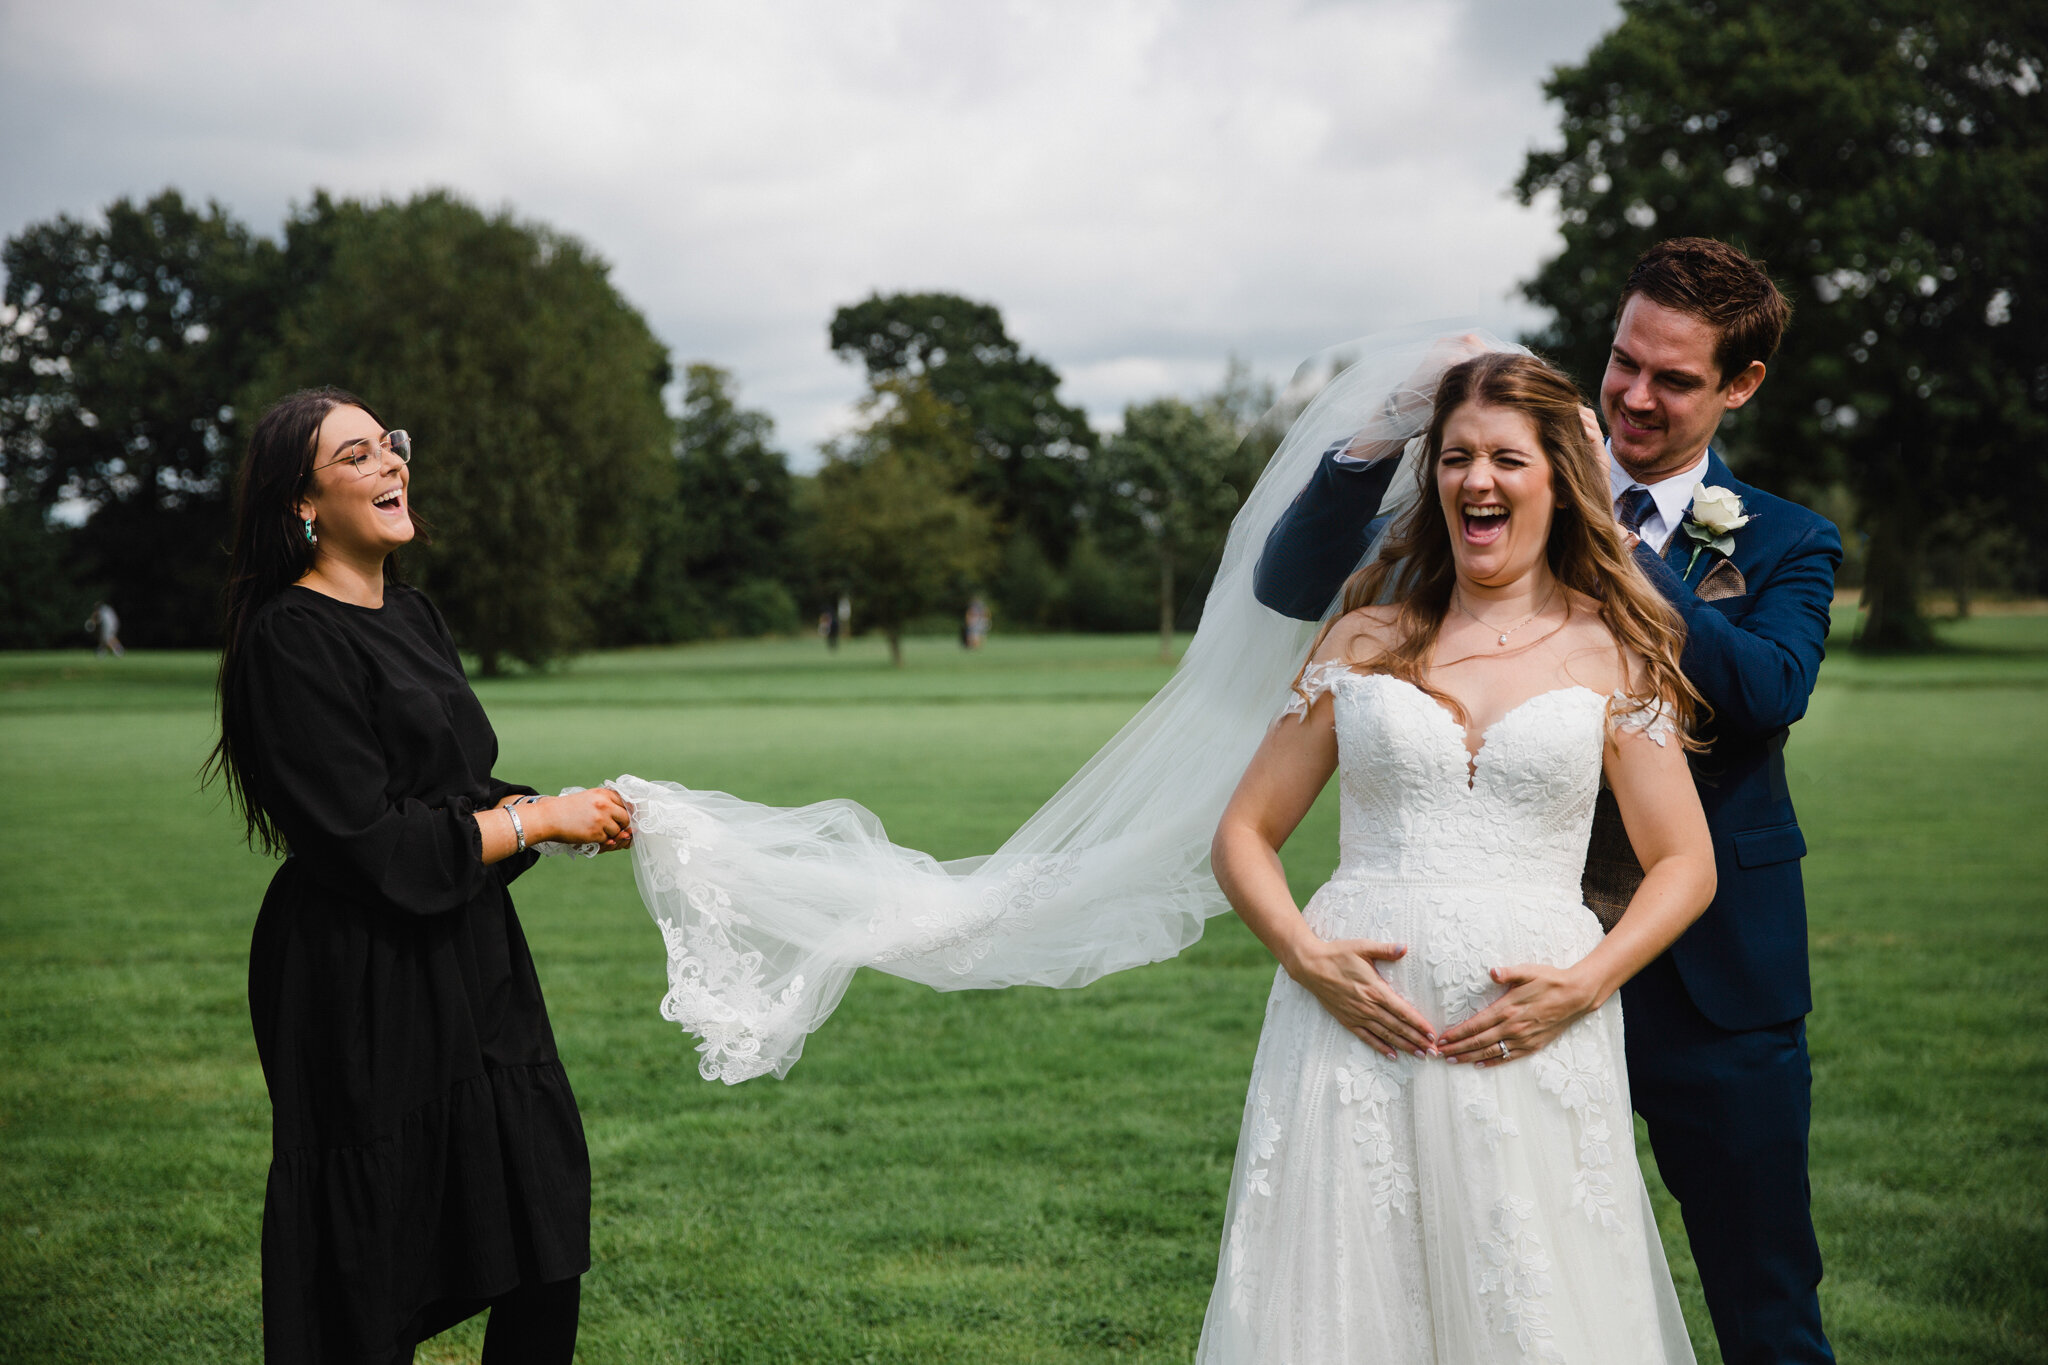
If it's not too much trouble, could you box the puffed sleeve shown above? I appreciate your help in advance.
[243,601,500,915]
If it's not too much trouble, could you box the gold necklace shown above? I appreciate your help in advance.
[1454,584,1557,647]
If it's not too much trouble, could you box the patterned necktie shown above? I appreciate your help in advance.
[1614,487,1657,538]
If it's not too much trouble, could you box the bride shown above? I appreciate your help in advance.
[609,329,1711,1361]
[1199,350,1710,1362]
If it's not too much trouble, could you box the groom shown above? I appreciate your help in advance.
[1253,238,1839,1365]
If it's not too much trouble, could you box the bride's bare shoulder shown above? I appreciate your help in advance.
[1314,604,1400,665]
[1559,593,1641,694]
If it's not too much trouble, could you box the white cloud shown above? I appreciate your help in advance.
[0,0,1620,463]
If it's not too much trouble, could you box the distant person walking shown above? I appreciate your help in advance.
[205,387,632,1365]
[963,595,989,650]
[85,601,123,657]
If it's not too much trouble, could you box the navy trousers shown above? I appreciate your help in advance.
[1624,954,1834,1365]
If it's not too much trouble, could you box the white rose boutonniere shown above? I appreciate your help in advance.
[1680,483,1752,577]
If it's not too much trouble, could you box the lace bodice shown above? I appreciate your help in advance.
[1287,665,1670,897]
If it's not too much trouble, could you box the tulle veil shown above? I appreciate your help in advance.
[613,322,1526,1082]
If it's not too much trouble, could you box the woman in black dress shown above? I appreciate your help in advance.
[207,388,634,1364]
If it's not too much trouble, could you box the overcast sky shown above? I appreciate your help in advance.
[1,0,1620,462]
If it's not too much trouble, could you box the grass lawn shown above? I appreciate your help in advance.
[2,619,2043,1363]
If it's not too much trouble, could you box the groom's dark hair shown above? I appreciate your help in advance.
[1617,237,1791,388]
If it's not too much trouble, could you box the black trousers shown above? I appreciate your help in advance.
[394,1275,581,1365]
[1624,954,1834,1365]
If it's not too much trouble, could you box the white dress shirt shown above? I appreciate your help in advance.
[1609,445,1710,555]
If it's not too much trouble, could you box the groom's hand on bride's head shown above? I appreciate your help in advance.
[1386,333,1496,429]
[1579,405,1606,457]
[1434,331,1490,368]
[1406,332,1493,394]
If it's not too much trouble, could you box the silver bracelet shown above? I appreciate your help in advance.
[506,804,527,855]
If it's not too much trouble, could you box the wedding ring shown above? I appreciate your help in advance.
[1496,1041,1511,1061]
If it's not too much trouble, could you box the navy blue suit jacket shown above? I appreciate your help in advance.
[1253,447,1841,1030]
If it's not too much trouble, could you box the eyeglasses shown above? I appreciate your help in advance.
[315,429,412,478]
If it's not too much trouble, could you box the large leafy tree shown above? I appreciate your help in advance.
[0,191,284,644]
[254,191,673,673]
[0,506,88,647]
[829,292,1094,561]
[618,363,800,643]
[1516,0,2047,648]
[1091,397,1246,661]
[807,377,995,665]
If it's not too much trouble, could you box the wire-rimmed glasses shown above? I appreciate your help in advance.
[315,429,412,478]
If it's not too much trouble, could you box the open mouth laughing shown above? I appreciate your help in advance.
[1461,503,1508,545]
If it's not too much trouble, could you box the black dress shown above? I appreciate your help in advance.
[238,585,590,1364]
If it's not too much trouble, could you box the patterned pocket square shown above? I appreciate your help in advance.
[1695,558,1746,601]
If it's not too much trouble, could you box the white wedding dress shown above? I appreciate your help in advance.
[1194,663,1695,1365]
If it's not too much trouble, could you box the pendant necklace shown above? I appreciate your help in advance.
[1454,584,1556,647]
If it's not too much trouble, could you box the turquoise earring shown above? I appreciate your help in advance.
[303,518,317,545]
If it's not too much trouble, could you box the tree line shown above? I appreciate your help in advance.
[0,193,1260,667]
[3,0,2039,659]
[1517,0,2044,647]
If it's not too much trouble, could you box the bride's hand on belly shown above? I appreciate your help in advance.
[1286,937,1440,1060]
[1436,963,1599,1066]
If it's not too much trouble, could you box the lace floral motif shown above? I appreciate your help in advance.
[639,790,1088,1081]
[1243,1088,1281,1198]
[653,884,807,1083]
[1465,1092,1522,1152]
[1475,1196,1566,1362]
[631,797,805,1084]
[1226,1088,1283,1317]
[1334,676,1606,891]
[1282,658,1358,720]
[1607,690,1678,747]
[630,794,806,1080]
[1533,1033,1624,1233]
[1424,889,1505,1024]
[1336,1054,1417,1228]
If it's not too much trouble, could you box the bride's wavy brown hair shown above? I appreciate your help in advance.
[1304,351,1704,744]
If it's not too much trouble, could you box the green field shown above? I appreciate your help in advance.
[3,618,2044,1363]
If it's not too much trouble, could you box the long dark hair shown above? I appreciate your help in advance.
[1303,352,1704,745]
[203,387,390,853]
